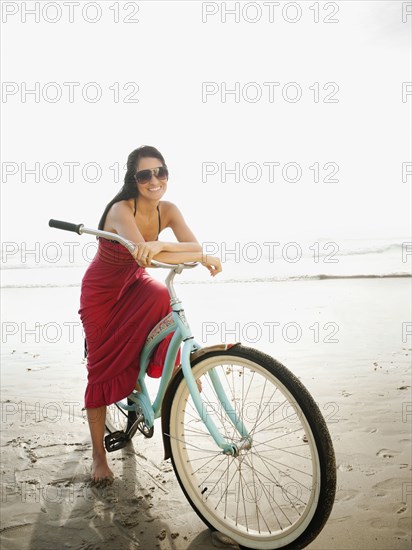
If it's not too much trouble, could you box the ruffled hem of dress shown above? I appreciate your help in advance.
[84,363,138,409]
[84,361,165,409]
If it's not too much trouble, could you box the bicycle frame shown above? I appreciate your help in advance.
[117,267,251,457]
[48,220,251,457]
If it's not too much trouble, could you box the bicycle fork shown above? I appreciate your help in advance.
[180,342,252,457]
[164,266,252,456]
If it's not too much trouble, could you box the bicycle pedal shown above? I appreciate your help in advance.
[104,430,129,452]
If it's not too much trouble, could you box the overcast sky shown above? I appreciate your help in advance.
[1,1,411,249]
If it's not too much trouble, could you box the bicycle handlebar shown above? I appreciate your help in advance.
[48,219,198,270]
[49,219,84,234]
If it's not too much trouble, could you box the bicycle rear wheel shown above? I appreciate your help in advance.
[105,396,138,434]
[166,345,336,550]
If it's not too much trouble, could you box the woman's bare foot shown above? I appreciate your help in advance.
[91,453,114,485]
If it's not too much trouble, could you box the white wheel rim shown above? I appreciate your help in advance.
[169,356,321,549]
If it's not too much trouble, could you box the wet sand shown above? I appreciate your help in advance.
[1,278,411,549]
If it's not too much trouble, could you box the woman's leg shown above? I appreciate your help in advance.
[87,406,114,483]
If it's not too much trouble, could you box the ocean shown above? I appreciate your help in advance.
[1,237,411,289]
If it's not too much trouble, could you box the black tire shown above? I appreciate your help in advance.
[166,345,336,550]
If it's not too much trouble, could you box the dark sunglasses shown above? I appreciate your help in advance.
[134,166,169,184]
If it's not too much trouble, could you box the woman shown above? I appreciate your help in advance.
[79,145,222,483]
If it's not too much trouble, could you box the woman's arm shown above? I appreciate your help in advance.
[105,200,221,275]
[157,202,201,253]
[141,202,221,274]
[151,250,222,277]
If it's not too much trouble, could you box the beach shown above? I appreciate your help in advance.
[1,277,411,549]
[2,0,411,546]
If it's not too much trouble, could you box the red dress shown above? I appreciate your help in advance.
[78,237,179,409]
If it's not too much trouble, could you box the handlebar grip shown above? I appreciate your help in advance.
[48,219,84,234]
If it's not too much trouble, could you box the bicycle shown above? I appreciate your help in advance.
[49,218,337,550]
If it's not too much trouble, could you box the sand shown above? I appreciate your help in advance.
[1,277,411,549]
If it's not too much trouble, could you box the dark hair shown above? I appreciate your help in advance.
[98,145,167,230]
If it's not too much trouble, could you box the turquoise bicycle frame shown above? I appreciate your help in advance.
[58,223,251,457]
[116,269,251,456]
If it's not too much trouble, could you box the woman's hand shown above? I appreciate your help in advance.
[132,241,164,267]
[201,255,222,277]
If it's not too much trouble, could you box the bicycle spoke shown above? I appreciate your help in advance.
[168,350,335,548]
[246,458,289,531]
[252,426,307,450]
[247,451,273,533]
[253,443,312,461]
[243,451,307,518]
[203,455,238,505]
[251,450,314,482]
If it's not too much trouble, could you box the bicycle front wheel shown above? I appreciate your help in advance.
[167,345,336,550]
